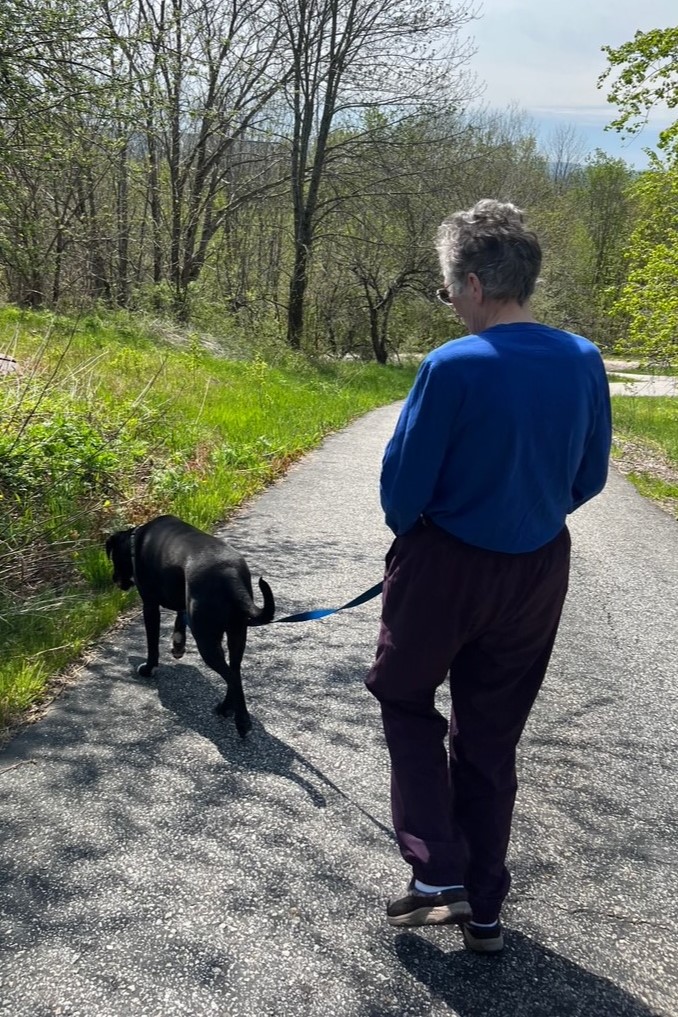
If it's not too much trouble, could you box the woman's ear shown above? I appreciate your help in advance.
[468,273,484,302]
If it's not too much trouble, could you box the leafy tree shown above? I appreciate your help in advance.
[0,0,116,306]
[609,160,678,360]
[572,151,636,345]
[599,26,678,156]
[0,0,104,125]
[599,25,678,358]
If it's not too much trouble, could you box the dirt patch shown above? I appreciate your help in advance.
[604,358,641,372]
[612,434,678,520]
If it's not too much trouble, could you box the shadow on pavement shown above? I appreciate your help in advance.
[393,930,663,1017]
[152,656,395,841]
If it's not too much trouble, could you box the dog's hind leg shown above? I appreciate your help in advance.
[171,612,187,659]
[138,601,161,677]
[193,620,252,738]
[221,624,248,726]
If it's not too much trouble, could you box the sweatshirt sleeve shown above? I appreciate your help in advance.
[569,357,612,513]
[380,358,457,534]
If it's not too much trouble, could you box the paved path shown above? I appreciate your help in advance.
[1,405,677,1017]
[608,374,677,397]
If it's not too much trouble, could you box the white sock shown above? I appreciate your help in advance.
[414,879,464,894]
[469,920,499,928]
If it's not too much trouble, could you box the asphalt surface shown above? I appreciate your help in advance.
[608,374,677,397]
[1,403,677,1017]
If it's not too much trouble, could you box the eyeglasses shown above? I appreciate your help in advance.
[436,287,454,305]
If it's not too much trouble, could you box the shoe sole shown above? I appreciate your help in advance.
[462,926,504,953]
[387,901,472,927]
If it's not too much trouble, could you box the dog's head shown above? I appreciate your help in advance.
[105,528,135,590]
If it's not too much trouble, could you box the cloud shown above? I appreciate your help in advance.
[467,0,678,114]
[461,0,677,166]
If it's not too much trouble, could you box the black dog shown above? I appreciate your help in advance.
[105,514,274,737]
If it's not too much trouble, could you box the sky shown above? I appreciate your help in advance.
[461,0,676,167]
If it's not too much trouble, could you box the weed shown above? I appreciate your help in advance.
[0,307,416,730]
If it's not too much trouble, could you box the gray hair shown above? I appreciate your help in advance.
[435,199,542,305]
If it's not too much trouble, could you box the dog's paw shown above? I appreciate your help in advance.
[235,712,252,739]
[171,631,186,659]
[137,662,157,678]
[214,700,234,718]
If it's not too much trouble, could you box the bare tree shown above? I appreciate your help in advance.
[324,114,467,361]
[545,122,586,192]
[277,0,478,347]
[102,0,291,316]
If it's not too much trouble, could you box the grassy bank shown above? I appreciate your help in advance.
[0,307,417,732]
[611,396,678,517]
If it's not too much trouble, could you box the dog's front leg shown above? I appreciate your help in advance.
[138,601,161,677]
[171,612,187,659]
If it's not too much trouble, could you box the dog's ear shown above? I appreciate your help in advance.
[105,534,115,560]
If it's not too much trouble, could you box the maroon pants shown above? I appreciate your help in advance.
[365,519,571,923]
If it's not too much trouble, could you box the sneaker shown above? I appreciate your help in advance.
[386,880,472,927]
[462,921,504,953]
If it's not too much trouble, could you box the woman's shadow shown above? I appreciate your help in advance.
[393,930,664,1017]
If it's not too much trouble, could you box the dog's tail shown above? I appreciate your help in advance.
[247,577,275,626]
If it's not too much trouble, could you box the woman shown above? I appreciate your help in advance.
[366,199,611,953]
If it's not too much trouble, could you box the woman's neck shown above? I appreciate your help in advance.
[481,300,537,329]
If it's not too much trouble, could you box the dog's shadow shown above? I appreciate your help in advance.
[132,653,393,839]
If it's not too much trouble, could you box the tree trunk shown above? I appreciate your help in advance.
[368,305,388,364]
[116,137,130,306]
[52,224,66,305]
[25,270,45,309]
[287,235,311,349]
[148,136,163,287]
[83,170,111,301]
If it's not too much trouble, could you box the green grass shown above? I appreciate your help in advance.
[0,306,417,732]
[627,473,678,504]
[611,397,678,467]
[611,396,678,515]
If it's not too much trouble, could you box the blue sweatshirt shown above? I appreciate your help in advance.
[381,323,612,553]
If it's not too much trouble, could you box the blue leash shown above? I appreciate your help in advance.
[274,580,384,624]
[181,579,383,630]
